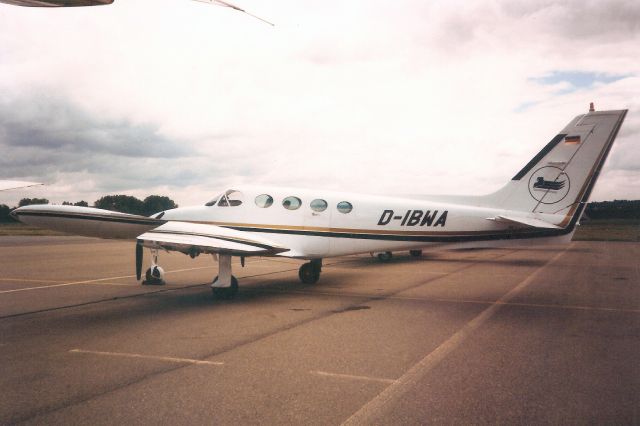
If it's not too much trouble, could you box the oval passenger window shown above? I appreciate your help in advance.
[337,201,353,214]
[282,196,302,210]
[255,194,273,208]
[310,199,328,212]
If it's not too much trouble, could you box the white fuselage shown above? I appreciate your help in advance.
[159,185,573,258]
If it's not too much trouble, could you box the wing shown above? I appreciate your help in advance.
[11,204,163,238]
[0,0,113,6]
[487,215,561,229]
[138,221,289,256]
[0,180,43,191]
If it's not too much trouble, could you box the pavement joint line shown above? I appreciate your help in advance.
[311,370,396,384]
[69,349,224,366]
[341,246,571,426]
[0,278,65,284]
[0,265,218,295]
[250,288,640,313]
[433,298,640,314]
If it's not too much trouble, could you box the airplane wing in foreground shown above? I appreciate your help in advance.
[0,180,43,191]
[0,0,113,6]
[138,221,289,257]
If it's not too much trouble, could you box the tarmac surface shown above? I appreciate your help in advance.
[0,237,638,425]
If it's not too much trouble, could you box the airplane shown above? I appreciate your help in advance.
[0,0,275,25]
[11,107,628,300]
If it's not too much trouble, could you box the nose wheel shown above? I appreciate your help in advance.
[143,265,165,285]
[141,248,165,285]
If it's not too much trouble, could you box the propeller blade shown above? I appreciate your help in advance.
[136,241,143,280]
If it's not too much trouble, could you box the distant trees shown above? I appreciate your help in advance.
[18,198,49,207]
[0,205,12,223]
[141,195,178,216]
[586,200,640,220]
[94,195,144,215]
[62,201,89,207]
[93,194,178,216]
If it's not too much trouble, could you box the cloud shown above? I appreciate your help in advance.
[0,92,190,158]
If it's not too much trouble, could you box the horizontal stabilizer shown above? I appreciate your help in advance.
[138,221,289,256]
[488,215,561,229]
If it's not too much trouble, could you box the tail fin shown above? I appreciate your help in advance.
[485,108,627,224]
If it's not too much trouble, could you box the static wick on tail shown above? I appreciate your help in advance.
[193,0,275,26]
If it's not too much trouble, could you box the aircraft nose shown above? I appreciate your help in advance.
[9,207,23,222]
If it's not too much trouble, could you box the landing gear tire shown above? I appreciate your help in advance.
[211,276,239,300]
[299,262,320,284]
[143,266,165,285]
[377,251,393,262]
[409,250,423,257]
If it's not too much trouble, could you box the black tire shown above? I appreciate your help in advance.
[143,267,164,285]
[211,276,239,299]
[377,252,393,262]
[409,250,423,257]
[298,263,320,284]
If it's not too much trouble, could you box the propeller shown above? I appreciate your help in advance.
[136,240,143,280]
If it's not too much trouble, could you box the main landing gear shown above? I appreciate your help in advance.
[376,251,393,262]
[211,254,238,299]
[299,259,322,284]
[135,243,324,299]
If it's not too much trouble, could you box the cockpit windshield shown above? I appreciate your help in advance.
[205,193,222,207]
[207,189,244,207]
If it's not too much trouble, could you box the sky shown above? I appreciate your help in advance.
[0,0,639,208]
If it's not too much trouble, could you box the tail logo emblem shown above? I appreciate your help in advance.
[533,177,566,191]
[528,166,570,204]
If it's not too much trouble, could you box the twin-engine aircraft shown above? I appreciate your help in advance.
[11,108,628,299]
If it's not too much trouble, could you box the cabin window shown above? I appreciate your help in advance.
[205,193,222,206]
[217,190,243,207]
[310,199,328,212]
[282,196,302,210]
[337,201,353,214]
[255,194,273,208]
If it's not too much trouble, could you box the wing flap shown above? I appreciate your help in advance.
[488,215,561,229]
[138,221,289,256]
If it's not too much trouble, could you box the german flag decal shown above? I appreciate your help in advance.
[565,135,581,144]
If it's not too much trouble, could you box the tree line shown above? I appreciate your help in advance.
[585,200,640,220]
[0,195,178,223]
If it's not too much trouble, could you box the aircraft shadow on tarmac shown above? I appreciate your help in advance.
[335,253,553,269]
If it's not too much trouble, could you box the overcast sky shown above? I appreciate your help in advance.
[0,0,638,207]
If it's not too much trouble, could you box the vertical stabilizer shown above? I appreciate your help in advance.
[484,108,627,225]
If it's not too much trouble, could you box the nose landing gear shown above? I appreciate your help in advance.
[142,248,165,285]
